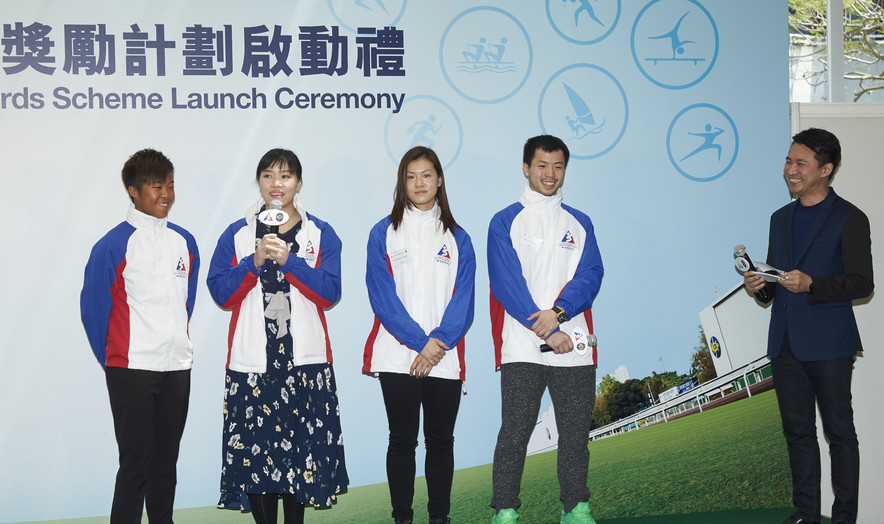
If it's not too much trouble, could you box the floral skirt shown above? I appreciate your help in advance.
[218,362,348,508]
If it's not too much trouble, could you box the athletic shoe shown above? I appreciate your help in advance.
[781,513,821,524]
[560,502,597,524]
[491,508,519,523]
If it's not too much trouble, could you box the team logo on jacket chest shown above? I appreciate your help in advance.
[302,240,317,263]
[559,230,578,251]
[175,257,188,278]
[434,244,452,265]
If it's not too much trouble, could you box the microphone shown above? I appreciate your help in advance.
[258,199,289,235]
[257,200,290,266]
[269,199,282,234]
[734,244,771,301]
[541,333,597,353]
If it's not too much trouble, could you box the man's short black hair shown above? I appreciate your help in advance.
[121,149,174,202]
[792,127,841,180]
[523,135,570,168]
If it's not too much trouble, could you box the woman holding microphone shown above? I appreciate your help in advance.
[208,148,348,524]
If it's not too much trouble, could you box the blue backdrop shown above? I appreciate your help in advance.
[0,1,788,521]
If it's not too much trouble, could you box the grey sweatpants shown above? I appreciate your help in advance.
[491,362,596,514]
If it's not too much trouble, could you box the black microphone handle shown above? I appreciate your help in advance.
[753,284,771,302]
[264,224,279,265]
[739,249,771,302]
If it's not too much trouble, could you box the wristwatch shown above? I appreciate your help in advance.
[551,306,568,324]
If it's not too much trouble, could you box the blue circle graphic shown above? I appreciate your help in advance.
[631,0,719,90]
[384,95,463,170]
[666,103,738,182]
[546,0,621,45]
[439,6,533,104]
[537,63,628,160]
[328,0,407,35]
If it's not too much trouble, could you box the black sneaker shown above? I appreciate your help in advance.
[782,513,821,524]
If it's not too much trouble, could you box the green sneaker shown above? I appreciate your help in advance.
[560,502,597,524]
[491,508,519,523]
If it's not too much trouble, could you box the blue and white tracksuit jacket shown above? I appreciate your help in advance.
[488,185,603,369]
[207,198,342,373]
[363,205,476,381]
[80,204,199,370]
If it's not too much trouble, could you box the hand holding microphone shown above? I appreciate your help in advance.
[734,244,771,301]
[257,199,290,266]
[540,331,597,354]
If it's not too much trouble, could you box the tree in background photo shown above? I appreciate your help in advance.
[790,0,884,100]
[691,325,717,384]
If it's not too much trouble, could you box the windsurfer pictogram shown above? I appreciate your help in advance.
[563,82,605,138]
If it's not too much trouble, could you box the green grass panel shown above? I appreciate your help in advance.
[15,390,792,524]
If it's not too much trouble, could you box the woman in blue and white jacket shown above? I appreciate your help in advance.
[207,149,348,524]
[363,146,476,524]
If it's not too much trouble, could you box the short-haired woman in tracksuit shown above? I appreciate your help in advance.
[363,146,476,524]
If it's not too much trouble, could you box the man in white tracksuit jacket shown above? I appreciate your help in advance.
[488,135,604,524]
[81,149,199,524]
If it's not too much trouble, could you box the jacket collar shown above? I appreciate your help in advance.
[519,184,562,211]
[403,202,440,223]
[126,203,167,231]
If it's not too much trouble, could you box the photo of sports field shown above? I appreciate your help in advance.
[21,390,820,524]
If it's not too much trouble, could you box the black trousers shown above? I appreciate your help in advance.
[247,494,305,524]
[105,367,191,524]
[379,372,462,521]
[772,342,858,524]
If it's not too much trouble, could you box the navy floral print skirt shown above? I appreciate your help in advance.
[218,222,347,509]
[218,361,349,508]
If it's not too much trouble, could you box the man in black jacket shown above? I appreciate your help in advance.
[744,128,873,524]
